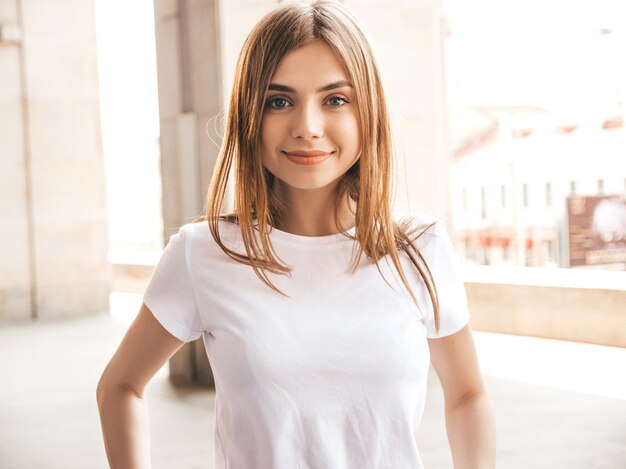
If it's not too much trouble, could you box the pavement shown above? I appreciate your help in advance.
[0,292,624,469]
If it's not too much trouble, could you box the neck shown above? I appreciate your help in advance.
[272,181,356,237]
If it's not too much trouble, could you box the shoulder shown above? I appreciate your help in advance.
[179,219,209,239]
[178,218,243,253]
[180,218,239,239]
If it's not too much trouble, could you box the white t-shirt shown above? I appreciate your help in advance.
[143,213,470,469]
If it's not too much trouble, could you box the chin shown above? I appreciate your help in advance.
[274,175,339,191]
[286,179,334,191]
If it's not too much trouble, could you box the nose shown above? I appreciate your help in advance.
[291,101,324,140]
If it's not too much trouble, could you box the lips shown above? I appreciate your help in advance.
[282,150,334,165]
[283,150,333,157]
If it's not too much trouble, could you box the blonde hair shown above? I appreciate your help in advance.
[195,0,441,333]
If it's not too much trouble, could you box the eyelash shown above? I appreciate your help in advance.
[265,95,350,109]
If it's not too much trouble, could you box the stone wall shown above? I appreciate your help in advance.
[0,0,109,322]
[467,282,626,347]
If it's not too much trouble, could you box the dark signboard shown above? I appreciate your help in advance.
[567,195,626,266]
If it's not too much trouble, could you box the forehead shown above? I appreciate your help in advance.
[269,40,351,88]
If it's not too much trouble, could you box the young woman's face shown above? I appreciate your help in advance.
[260,40,361,191]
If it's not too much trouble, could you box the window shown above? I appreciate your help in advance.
[570,181,576,195]
[546,182,552,206]
[501,184,506,209]
[597,179,604,194]
[522,183,529,208]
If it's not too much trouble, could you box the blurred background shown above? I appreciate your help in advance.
[0,0,624,467]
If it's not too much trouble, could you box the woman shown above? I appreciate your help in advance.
[96,1,496,468]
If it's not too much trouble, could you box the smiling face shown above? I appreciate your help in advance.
[260,40,362,193]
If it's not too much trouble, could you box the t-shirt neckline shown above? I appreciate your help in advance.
[268,224,356,245]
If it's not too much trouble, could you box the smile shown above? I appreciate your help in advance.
[282,150,334,165]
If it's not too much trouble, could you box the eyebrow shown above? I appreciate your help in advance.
[267,80,353,93]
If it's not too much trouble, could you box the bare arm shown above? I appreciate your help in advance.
[428,324,496,469]
[96,303,186,469]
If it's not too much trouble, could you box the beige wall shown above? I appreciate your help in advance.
[467,282,626,347]
[0,0,109,322]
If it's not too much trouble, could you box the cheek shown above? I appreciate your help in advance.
[260,116,283,171]
[332,113,361,152]
[260,118,270,148]
[261,115,282,149]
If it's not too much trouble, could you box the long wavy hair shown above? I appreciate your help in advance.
[194,0,441,334]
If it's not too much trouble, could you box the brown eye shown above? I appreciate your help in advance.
[266,97,291,109]
[326,95,349,107]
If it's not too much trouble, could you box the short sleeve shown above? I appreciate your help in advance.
[143,225,204,342]
[417,220,470,339]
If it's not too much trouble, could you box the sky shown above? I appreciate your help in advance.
[443,0,626,111]
[94,0,160,154]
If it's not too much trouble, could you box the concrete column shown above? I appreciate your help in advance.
[0,0,109,323]
[154,0,224,233]
[154,0,228,385]
[0,1,31,321]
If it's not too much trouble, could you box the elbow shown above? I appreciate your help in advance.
[96,371,118,408]
[97,375,145,408]
[96,375,108,408]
